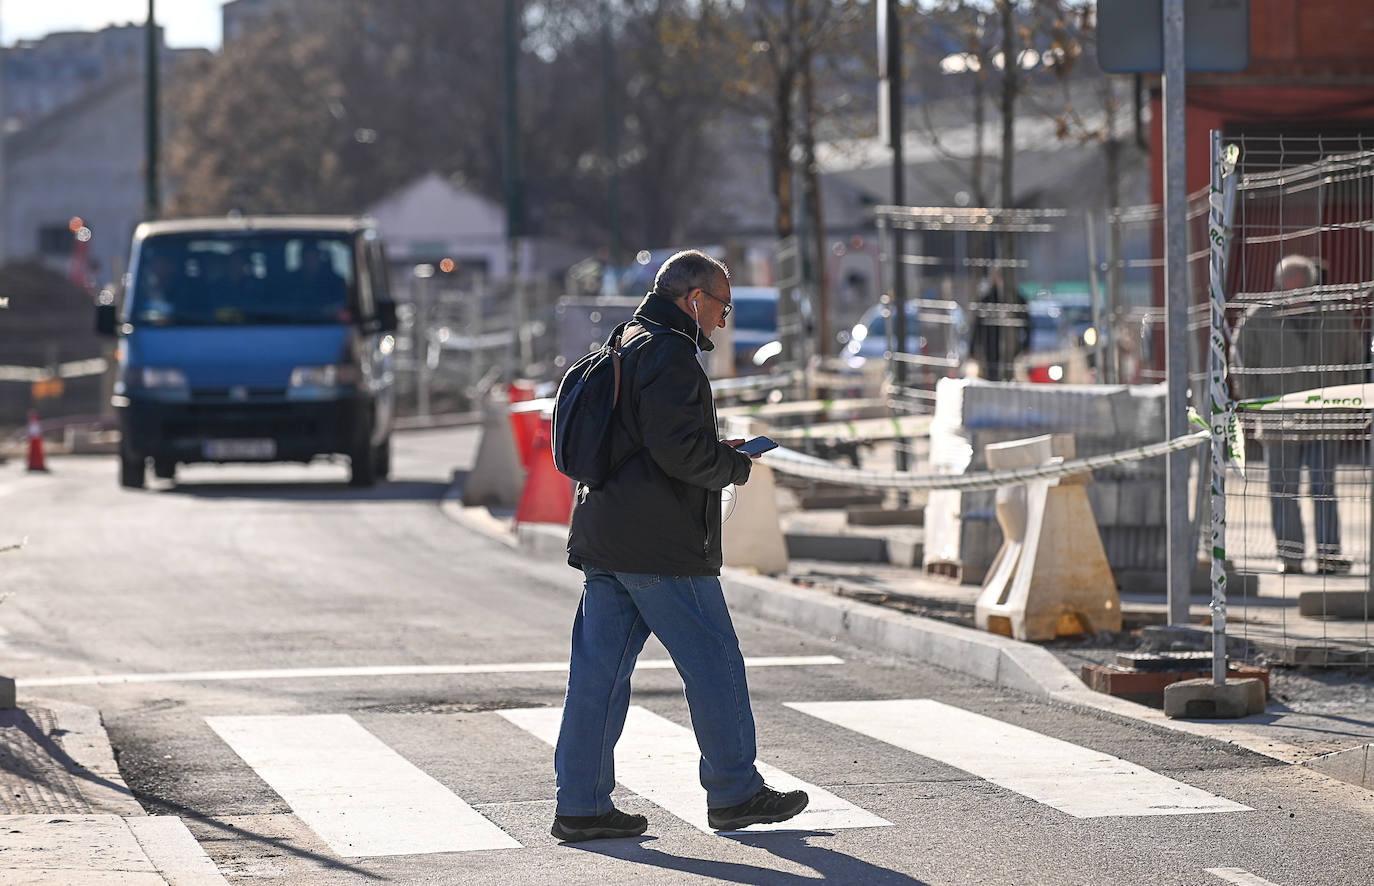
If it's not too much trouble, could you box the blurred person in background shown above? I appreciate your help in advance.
[968,269,1028,381]
[1231,254,1366,574]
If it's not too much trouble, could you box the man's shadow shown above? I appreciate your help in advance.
[568,830,928,885]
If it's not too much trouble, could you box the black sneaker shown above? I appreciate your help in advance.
[707,785,809,831]
[1317,556,1352,575]
[550,808,649,842]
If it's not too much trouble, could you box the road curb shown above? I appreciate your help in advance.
[11,697,230,884]
[32,697,143,815]
[438,481,1325,770]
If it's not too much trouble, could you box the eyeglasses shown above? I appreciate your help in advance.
[694,287,733,320]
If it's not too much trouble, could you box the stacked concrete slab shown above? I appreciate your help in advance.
[923,378,1171,585]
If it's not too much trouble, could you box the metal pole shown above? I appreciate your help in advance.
[1085,211,1105,381]
[504,0,525,377]
[145,0,160,218]
[1105,209,1123,384]
[1207,131,1238,686]
[413,265,434,418]
[886,0,908,475]
[1163,0,1190,625]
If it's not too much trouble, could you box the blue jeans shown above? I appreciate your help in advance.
[1267,441,1341,561]
[553,568,764,815]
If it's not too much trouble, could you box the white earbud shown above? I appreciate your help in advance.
[689,300,703,357]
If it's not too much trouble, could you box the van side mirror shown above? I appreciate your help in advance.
[375,299,398,333]
[96,302,118,336]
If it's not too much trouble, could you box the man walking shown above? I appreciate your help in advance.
[1232,254,1365,574]
[551,250,808,842]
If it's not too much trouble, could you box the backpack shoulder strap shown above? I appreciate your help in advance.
[611,323,673,407]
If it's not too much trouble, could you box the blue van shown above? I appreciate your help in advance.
[97,217,398,488]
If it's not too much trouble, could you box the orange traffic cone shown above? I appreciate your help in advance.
[26,411,48,472]
[514,419,573,525]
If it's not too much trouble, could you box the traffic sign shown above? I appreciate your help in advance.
[1098,0,1249,73]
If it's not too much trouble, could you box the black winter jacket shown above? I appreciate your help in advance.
[566,293,753,576]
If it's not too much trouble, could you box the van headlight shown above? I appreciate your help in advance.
[290,364,360,387]
[139,367,188,389]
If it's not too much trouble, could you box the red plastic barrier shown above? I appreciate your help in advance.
[514,418,573,525]
[508,381,539,468]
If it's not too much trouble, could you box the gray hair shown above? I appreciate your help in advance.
[652,249,730,300]
[1274,254,1322,290]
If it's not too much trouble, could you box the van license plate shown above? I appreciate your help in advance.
[204,439,277,460]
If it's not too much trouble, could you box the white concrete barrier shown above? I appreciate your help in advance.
[460,399,526,509]
[975,434,1122,641]
[722,461,789,574]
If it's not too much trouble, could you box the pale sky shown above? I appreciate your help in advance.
[2,0,225,49]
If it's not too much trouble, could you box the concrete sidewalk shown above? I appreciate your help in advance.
[442,488,1374,794]
[0,702,228,885]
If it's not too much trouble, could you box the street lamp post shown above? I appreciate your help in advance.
[145,0,160,219]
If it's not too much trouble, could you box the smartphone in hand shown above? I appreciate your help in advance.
[736,435,779,457]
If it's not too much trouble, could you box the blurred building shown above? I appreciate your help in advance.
[2,74,144,287]
[221,0,296,45]
[0,24,203,284]
[1,24,154,131]
[365,172,584,290]
[1149,0,1374,201]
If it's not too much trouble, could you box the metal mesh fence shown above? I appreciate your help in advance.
[1220,136,1374,666]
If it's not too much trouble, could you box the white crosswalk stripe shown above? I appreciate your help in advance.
[1207,868,1284,886]
[202,697,1254,860]
[498,705,892,834]
[206,714,522,857]
[786,699,1252,818]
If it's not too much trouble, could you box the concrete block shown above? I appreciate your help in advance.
[1086,482,1120,527]
[0,676,13,709]
[928,379,1174,584]
[1082,662,1270,705]
[798,489,885,509]
[515,522,569,560]
[1118,482,1166,526]
[885,535,923,568]
[846,506,924,527]
[1297,589,1374,619]
[1163,677,1266,719]
[462,400,526,509]
[1109,384,1166,440]
[784,533,889,563]
[1101,527,1168,579]
[1138,624,1255,657]
[723,462,789,574]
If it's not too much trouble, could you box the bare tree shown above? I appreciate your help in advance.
[166,0,733,251]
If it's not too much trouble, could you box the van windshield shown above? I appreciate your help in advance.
[732,297,777,332]
[130,232,355,326]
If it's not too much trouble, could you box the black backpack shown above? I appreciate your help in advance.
[552,321,668,488]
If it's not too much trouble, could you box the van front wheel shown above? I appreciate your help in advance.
[348,439,377,487]
[373,438,391,481]
[119,444,146,489]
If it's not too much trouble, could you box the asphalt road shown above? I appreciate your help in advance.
[1,427,1372,885]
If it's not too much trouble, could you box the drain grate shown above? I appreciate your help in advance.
[0,708,94,815]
